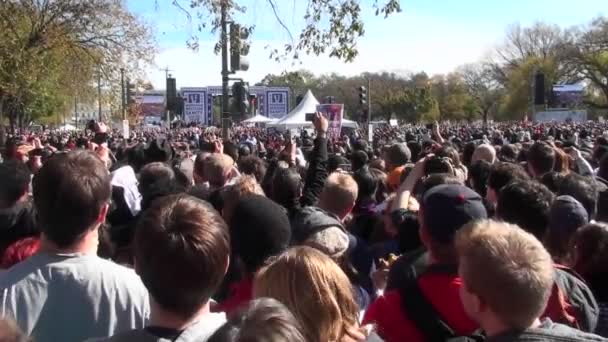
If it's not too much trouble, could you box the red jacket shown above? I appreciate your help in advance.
[213,277,253,315]
[362,272,478,342]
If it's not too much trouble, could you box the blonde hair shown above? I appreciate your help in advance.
[319,172,359,218]
[455,219,554,330]
[221,175,265,223]
[254,246,359,342]
[203,153,234,187]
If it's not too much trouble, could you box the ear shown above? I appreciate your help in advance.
[97,203,109,224]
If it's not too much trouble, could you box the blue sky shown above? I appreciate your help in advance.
[127,0,606,89]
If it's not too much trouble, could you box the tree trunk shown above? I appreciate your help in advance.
[0,97,5,147]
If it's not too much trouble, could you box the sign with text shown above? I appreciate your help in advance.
[182,89,207,123]
[266,90,289,119]
[317,103,344,141]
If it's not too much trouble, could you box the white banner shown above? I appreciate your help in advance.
[182,90,207,123]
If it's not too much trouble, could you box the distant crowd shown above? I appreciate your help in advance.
[0,117,608,342]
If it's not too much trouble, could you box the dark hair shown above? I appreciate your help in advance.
[0,160,31,206]
[238,156,267,182]
[420,173,463,196]
[33,151,111,248]
[571,222,608,302]
[540,172,565,194]
[138,162,185,210]
[424,156,453,176]
[498,144,518,163]
[496,180,554,239]
[469,160,492,197]
[208,298,306,342]
[599,152,608,181]
[135,194,230,319]
[407,141,422,163]
[462,141,479,167]
[559,173,598,220]
[351,150,369,171]
[436,145,461,168]
[352,166,378,201]
[527,142,556,176]
[488,162,530,192]
[271,167,302,212]
[386,143,411,167]
[223,142,239,162]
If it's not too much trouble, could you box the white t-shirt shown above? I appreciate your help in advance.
[0,252,150,342]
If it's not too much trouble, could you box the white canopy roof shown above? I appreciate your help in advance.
[242,114,276,124]
[270,90,358,129]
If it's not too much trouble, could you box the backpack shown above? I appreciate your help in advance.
[545,265,599,333]
[398,264,484,342]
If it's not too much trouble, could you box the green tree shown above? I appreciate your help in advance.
[170,0,401,62]
[0,0,155,130]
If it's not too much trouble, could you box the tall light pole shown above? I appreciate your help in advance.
[221,0,230,140]
[120,68,126,121]
[97,70,102,122]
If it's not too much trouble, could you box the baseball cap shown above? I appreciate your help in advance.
[422,184,488,244]
[548,195,588,236]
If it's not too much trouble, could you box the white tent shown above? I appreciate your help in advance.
[58,123,77,131]
[242,114,276,124]
[270,90,358,130]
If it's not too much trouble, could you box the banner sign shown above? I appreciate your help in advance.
[317,103,344,141]
[266,90,289,119]
[182,88,207,123]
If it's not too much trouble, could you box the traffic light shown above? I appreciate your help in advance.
[232,81,249,117]
[230,24,250,72]
[126,80,136,105]
[359,86,367,106]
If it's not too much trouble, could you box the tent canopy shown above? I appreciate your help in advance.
[242,114,275,124]
[269,90,358,130]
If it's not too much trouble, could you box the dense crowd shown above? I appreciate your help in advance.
[0,116,608,342]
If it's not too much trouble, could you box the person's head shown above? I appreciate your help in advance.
[352,166,378,204]
[487,162,530,205]
[33,151,111,249]
[318,172,359,220]
[553,147,570,174]
[230,194,291,274]
[351,150,369,171]
[599,152,608,181]
[558,173,598,220]
[138,162,184,210]
[0,160,31,208]
[419,173,463,197]
[497,144,518,164]
[193,151,212,184]
[221,175,265,224]
[571,222,608,283]
[135,194,230,320]
[496,180,554,240]
[468,160,492,198]
[254,246,359,342]
[271,167,302,211]
[223,142,239,163]
[456,220,554,333]
[419,184,488,263]
[208,298,306,342]
[544,195,588,264]
[384,143,411,170]
[291,207,350,259]
[204,153,235,188]
[237,156,267,183]
[527,142,556,178]
[540,171,565,194]
[369,158,386,172]
[471,144,497,164]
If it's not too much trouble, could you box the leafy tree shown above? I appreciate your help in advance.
[458,63,503,124]
[563,17,608,108]
[0,0,155,130]
[170,0,401,62]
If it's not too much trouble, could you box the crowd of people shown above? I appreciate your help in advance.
[0,116,608,342]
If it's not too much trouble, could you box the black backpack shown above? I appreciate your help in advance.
[398,264,485,342]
